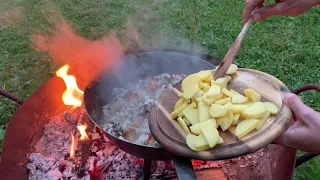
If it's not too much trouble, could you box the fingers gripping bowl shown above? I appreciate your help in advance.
[149,65,293,160]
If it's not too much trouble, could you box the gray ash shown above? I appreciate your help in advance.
[102,73,186,147]
[35,115,71,158]
[26,107,179,180]
[26,95,271,179]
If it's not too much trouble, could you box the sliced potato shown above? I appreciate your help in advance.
[206,84,221,98]
[190,123,201,135]
[196,97,203,102]
[179,102,197,117]
[187,134,211,151]
[198,102,211,122]
[244,102,255,107]
[190,119,216,135]
[218,93,224,99]
[232,113,240,125]
[203,75,214,83]
[195,134,210,150]
[191,90,204,103]
[263,102,278,115]
[184,108,199,125]
[174,98,186,110]
[197,70,212,80]
[183,88,199,100]
[211,118,217,129]
[223,102,232,111]
[170,103,188,119]
[216,111,233,131]
[244,89,261,102]
[183,117,191,126]
[203,86,210,92]
[230,89,241,95]
[200,120,219,148]
[256,111,270,130]
[177,117,191,134]
[217,136,224,144]
[212,75,232,89]
[202,93,221,106]
[209,104,228,118]
[199,82,211,90]
[226,64,238,75]
[231,104,248,114]
[182,74,200,99]
[235,119,259,138]
[242,102,266,119]
[177,92,184,98]
[186,134,197,151]
[182,73,200,91]
[202,94,214,106]
[215,98,231,105]
[232,94,249,104]
[221,88,234,98]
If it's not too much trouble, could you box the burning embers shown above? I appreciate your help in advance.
[56,64,89,160]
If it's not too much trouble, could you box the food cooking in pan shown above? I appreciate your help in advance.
[102,73,187,147]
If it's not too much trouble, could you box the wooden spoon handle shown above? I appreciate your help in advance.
[213,18,253,79]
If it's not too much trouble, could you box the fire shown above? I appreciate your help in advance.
[56,64,84,106]
[69,133,75,159]
[77,124,89,140]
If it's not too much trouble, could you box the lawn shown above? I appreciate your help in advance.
[0,0,319,179]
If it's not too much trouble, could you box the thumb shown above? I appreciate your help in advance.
[284,93,314,125]
[275,123,309,149]
[252,2,286,21]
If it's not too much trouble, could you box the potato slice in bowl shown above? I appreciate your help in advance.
[151,64,289,160]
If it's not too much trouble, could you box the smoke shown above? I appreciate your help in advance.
[30,1,212,91]
[32,11,124,87]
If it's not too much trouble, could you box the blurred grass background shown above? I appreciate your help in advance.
[0,0,319,179]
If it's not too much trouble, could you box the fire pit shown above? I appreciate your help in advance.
[0,50,316,180]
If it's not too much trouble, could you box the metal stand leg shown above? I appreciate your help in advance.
[143,159,152,180]
[172,155,196,180]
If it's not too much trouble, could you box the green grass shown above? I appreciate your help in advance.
[0,0,319,178]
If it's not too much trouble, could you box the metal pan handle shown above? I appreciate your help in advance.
[291,84,320,167]
[292,84,320,95]
[0,88,24,105]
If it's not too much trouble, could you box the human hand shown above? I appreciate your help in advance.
[242,0,320,23]
[275,93,320,154]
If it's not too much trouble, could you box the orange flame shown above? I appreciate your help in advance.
[77,124,89,140]
[56,64,84,106]
[69,132,75,159]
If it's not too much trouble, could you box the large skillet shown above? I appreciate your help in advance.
[84,50,220,160]
[83,50,222,179]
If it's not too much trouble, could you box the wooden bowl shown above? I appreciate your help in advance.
[149,68,293,160]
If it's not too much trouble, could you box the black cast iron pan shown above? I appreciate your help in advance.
[83,50,221,179]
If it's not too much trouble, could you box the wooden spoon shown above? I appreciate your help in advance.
[213,18,254,79]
